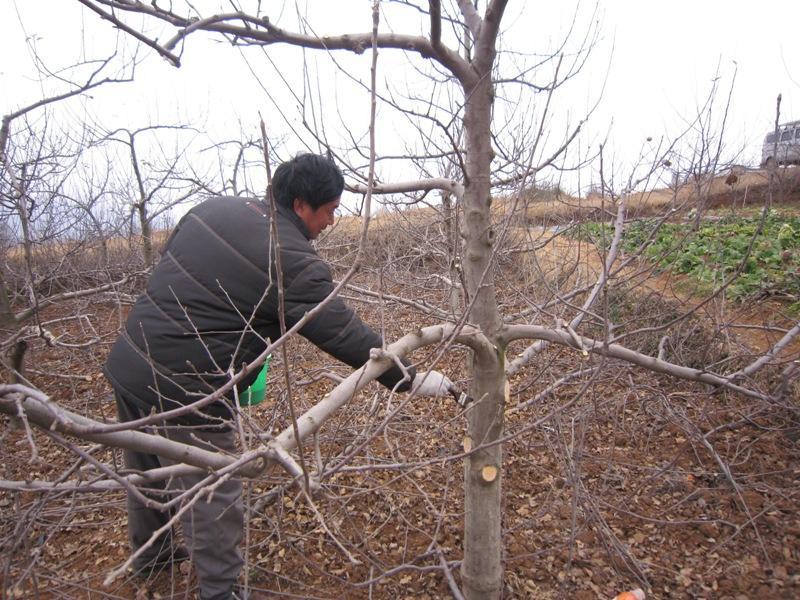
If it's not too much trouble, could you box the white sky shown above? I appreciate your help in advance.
[1,1,798,197]
[594,1,799,170]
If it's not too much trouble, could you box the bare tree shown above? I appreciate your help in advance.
[670,65,742,229]
[1,46,134,383]
[2,2,798,599]
[97,124,207,265]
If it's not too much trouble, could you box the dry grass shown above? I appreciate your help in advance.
[494,167,800,224]
[6,230,171,262]
[329,204,440,238]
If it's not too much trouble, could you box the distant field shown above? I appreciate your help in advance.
[8,167,800,266]
[331,167,800,235]
[494,167,800,224]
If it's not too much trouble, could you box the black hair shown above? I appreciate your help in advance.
[271,153,344,210]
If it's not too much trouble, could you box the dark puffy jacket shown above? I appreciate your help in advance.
[105,196,413,425]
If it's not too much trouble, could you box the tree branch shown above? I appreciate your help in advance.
[75,0,181,66]
[727,320,800,382]
[501,325,772,402]
[473,0,508,73]
[456,0,481,39]
[80,1,477,83]
[349,177,463,197]
[0,323,491,493]
[9,271,146,325]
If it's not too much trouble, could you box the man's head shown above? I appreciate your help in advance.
[272,153,344,239]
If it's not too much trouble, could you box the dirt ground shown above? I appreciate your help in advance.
[2,173,800,599]
[3,284,798,599]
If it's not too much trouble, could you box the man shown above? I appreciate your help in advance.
[105,153,452,600]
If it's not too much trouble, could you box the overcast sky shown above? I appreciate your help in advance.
[2,1,798,196]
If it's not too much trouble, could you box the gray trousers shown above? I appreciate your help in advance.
[115,393,244,600]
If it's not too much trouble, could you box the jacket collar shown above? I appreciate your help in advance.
[276,203,312,241]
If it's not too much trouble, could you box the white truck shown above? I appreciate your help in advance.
[761,120,800,167]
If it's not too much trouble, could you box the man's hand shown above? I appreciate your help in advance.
[411,371,453,397]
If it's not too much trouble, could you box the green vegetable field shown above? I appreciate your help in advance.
[576,210,800,303]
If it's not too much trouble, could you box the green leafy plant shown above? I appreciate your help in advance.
[575,211,800,301]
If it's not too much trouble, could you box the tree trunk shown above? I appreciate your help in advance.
[87,212,110,270]
[0,267,14,328]
[460,72,505,600]
[441,191,462,315]
[137,202,153,265]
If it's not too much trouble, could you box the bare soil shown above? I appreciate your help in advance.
[3,277,799,600]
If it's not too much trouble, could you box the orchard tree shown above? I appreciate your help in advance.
[0,49,135,382]
[2,2,798,600]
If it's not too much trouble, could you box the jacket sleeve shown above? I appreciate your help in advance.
[283,259,415,391]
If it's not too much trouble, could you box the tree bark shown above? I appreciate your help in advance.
[441,191,462,315]
[0,267,14,329]
[137,201,153,265]
[460,68,505,600]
